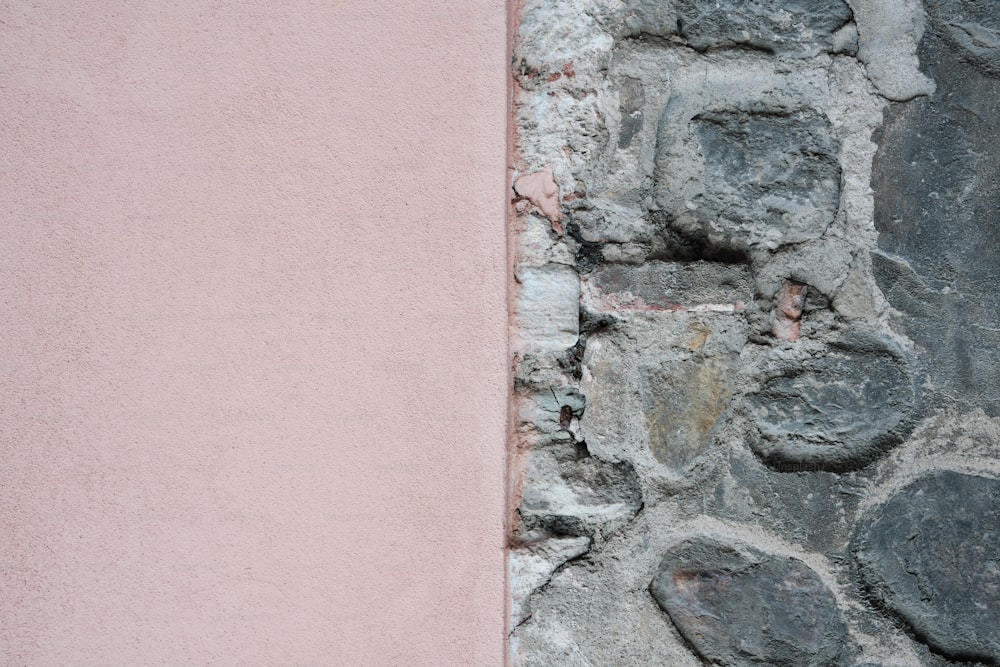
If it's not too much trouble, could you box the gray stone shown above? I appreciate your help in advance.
[743,335,915,471]
[615,0,854,57]
[673,0,853,56]
[523,386,587,437]
[617,76,645,149]
[872,7,1000,416]
[642,356,734,470]
[519,454,643,540]
[650,538,849,666]
[516,264,581,353]
[853,471,1000,663]
[586,260,753,311]
[659,110,841,252]
[849,0,935,101]
[509,534,592,628]
[925,0,1000,78]
[615,0,679,40]
[711,449,867,553]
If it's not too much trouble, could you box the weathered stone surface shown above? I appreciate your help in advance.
[925,0,1000,78]
[744,335,915,471]
[580,312,748,478]
[511,0,1000,661]
[519,454,643,540]
[509,534,591,627]
[697,110,840,245]
[518,386,586,435]
[710,449,867,553]
[650,538,848,666]
[872,8,1000,416]
[617,76,645,149]
[660,110,841,252]
[616,0,853,57]
[673,0,853,56]
[642,356,734,469]
[850,0,935,101]
[516,265,580,353]
[854,471,1000,663]
[585,260,753,311]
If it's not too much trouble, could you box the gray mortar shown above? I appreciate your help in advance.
[510,0,1000,664]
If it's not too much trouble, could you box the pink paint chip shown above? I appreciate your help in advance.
[773,281,807,341]
[514,166,564,232]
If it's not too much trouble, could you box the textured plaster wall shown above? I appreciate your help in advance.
[0,1,507,664]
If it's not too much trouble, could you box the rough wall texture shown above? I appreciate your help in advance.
[509,0,1000,665]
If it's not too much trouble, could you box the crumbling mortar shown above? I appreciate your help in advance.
[510,0,1000,662]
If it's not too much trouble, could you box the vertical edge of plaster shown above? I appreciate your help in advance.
[505,0,525,662]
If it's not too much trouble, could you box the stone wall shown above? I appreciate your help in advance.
[508,0,1000,664]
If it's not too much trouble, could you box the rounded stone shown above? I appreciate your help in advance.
[853,470,1000,663]
[656,109,842,253]
[650,538,849,666]
[744,334,915,471]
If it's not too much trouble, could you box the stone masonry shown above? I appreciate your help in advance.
[509,0,1000,664]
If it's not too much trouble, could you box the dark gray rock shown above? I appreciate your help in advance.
[872,4,1000,416]
[660,110,841,251]
[853,470,1000,663]
[925,0,1000,78]
[744,335,915,471]
[673,0,853,56]
[615,0,680,40]
[618,0,853,56]
[650,538,849,666]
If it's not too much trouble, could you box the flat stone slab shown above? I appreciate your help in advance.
[650,538,848,666]
[516,265,580,352]
[853,470,1000,663]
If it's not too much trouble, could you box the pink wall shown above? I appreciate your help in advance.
[0,1,508,664]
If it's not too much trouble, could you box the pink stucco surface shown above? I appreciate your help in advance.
[0,1,508,664]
